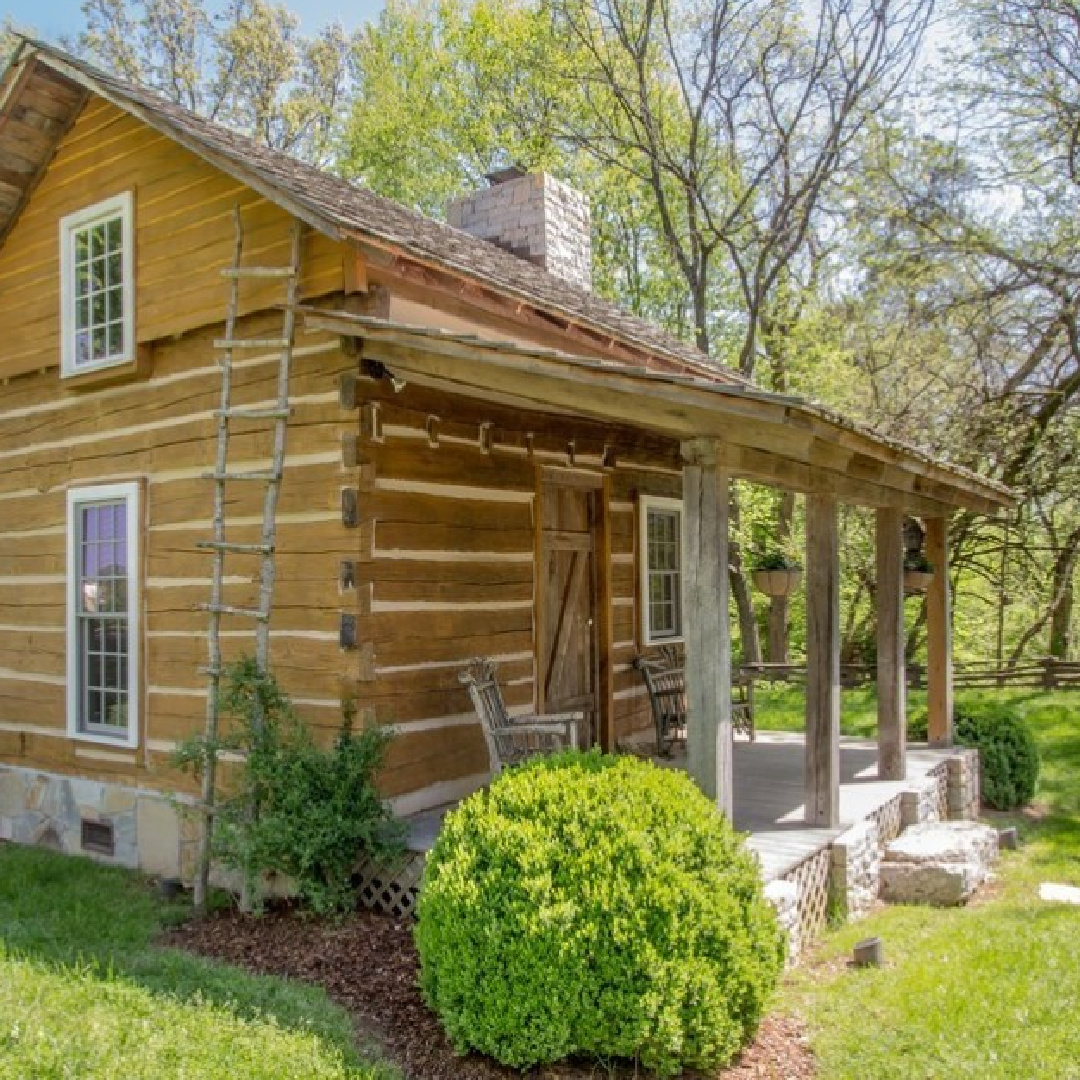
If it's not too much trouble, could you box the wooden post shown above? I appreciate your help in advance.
[925,516,954,746]
[877,507,907,779]
[806,493,840,827]
[681,439,733,817]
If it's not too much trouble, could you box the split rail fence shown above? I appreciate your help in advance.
[740,658,1080,691]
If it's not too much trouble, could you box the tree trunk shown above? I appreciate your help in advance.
[766,492,796,662]
[728,490,762,664]
[1049,543,1078,659]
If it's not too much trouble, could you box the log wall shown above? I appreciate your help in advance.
[349,375,683,803]
[0,91,687,814]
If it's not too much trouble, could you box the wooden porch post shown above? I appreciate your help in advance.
[926,516,954,746]
[806,493,840,827]
[876,507,907,780]
[681,439,733,817]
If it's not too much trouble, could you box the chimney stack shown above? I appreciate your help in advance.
[447,168,592,292]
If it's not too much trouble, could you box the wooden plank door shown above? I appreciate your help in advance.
[537,471,602,748]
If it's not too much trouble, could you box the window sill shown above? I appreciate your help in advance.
[60,343,153,391]
[68,729,139,751]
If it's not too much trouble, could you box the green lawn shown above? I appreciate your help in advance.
[752,682,927,737]
[780,689,1080,1080]
[0,846,397,1079]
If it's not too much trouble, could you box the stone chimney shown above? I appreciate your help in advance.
[447,167,592,292]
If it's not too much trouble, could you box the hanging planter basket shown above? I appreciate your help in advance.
[752,568,804,598]
[903,568,935,594]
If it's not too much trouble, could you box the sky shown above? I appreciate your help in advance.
[2,0,385,43]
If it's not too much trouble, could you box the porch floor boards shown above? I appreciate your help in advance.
[403,733,954,882]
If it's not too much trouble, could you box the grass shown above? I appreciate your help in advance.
[778,689,1080,1080]
[0,846,398,1079]
[752,682,927,738]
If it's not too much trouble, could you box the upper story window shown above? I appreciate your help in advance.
[59,193,135,377]
[640,495,684,645]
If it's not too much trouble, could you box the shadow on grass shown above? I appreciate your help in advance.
[0,844,373,1070]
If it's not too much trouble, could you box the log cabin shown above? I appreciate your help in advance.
[0,38,1012,883]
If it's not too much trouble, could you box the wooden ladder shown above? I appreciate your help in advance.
[193,208,302,910]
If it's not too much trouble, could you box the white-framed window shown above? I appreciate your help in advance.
[59,192,135,377]
[66,483,140,747]
[639,495,684,645]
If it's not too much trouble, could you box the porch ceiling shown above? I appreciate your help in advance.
[305,307,1015,516]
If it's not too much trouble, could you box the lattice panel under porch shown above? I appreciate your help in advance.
[781,846,833,951]
[928,762,950,819]
[869,793,904,846]
[355,850,427,918]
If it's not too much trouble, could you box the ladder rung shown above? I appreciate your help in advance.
[196,540,274,554]
[199,665,223,678]
[221,267,297,279]
[202,469,281,483]
[214,338,291,350]
[215,407,292,421]
[200,603,269,620]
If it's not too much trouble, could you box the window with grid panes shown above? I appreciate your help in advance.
[59,194,134,376]
[67,484,139,746]
[641,498,683,643]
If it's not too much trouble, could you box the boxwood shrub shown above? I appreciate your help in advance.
[954,699,1040,810]
[906,697,1040,810]
[415,751,785,1076]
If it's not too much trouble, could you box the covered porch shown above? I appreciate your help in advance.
[309,305,1013,833]
[404,733,956,879]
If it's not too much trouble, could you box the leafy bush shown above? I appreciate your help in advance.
[753,550,802,571]
[954,699,1040,810]
[906,698,1040,808]
[903,551,934,573]
[416,751,785,1076]
[178,659,403,914]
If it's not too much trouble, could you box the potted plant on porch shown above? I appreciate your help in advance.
[903,551,935,593]
[751,551,804,597]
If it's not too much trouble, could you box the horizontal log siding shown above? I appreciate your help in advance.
[0,97,345,379]
[0,306,359,788]
[354,378,682,797]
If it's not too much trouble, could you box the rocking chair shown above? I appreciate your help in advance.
[459,658,581,774]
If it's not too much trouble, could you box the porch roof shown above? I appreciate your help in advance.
[304,308,1014,516]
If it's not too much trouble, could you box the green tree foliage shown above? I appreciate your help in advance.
[417,751,785,1075]
[78,0,352,161]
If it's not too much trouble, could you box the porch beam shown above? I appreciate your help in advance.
[681,438,733,817]
[926,516,954,746]
[806,493,841,827]
[876,507,907,780]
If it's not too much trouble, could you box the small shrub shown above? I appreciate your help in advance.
[954,699,1040,810]
[753,550,802,571]
[177,659,403,914]
[416,751,785,1076]
[907,709,928,742]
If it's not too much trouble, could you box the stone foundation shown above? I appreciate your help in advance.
[764,879,801,963]
[830,819,883,919]
[946,750,980,820]
[0,764,196,881]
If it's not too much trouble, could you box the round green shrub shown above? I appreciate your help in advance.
[415,751,785,1076]
[954,701,1040,810]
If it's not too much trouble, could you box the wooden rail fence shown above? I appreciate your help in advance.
[740,658,1080,691]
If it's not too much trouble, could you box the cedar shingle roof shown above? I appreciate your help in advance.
[3,38,748,385]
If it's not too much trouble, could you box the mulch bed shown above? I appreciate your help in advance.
[163,907,815,1080]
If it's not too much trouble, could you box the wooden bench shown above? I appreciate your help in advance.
[632,647,755,755]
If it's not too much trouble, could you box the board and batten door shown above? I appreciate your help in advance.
[535,468,612,750]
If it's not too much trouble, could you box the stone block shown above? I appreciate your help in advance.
[880,821,998,906]
[137,797,181,879]
[0,769,26,818]
[764,878,800,963]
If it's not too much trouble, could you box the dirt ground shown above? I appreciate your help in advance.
[164,907,816,1080]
